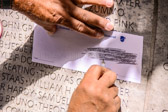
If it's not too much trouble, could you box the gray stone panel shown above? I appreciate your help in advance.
[0,0,162,112]
[144,0,168,111]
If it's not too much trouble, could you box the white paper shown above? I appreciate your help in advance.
[32,25,143,83]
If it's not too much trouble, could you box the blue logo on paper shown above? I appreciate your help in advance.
[120,36,126,42]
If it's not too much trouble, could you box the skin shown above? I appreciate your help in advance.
[0,21,2,38]
[68,65,121,112]
[12,1,120,111]
[12,0,114,38]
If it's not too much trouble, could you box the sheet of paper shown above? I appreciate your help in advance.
[32,25,143,83]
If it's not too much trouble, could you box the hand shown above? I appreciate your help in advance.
[68,65,121,112]
[12,0,114,38]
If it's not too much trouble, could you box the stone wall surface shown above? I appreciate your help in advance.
[0,0,168,112]
[144,0,168,112]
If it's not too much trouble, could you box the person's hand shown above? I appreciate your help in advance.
[12,0,114,38]
[68,65,121,112]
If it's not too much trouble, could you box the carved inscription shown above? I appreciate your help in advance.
[0,0,154,111]
[85,0,142,32]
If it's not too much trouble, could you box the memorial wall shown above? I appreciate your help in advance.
[0,0,168,112]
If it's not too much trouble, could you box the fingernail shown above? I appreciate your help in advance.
[97,32,104,39]
[105,22,113,31]
[106,0,113,7]
[47,31,55,36]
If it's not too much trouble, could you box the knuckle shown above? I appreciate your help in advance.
[102,94,110,103]
[113,73,117,79]
[80,83,95,94]
[95,87,103,95]
[48,10,64,24]
[106,72,113,79]
[90,65,101,70]
[88,86,96,94]
[118,97,121,103]
[101,19,109,28]
[76,23,85,32]
[78,0,86,4]
[95,88,109,102]
[81,13,88,22]
[116,96,121,103]
[79,82,87,90]
[111,86,118,95]
[54,16,65,24]
[104,71,117,81]
[108,71,116,76]
[107,71,117,79]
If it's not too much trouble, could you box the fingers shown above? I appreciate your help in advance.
[43,25,57,34]
[84,65,110,81]
[73,0,114,8]
[114,96,121,111]
[61,16,104,38]
[99,71,117,87]
[108,86,118,98]
[71,6,113,31]
[25,13,58,34]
